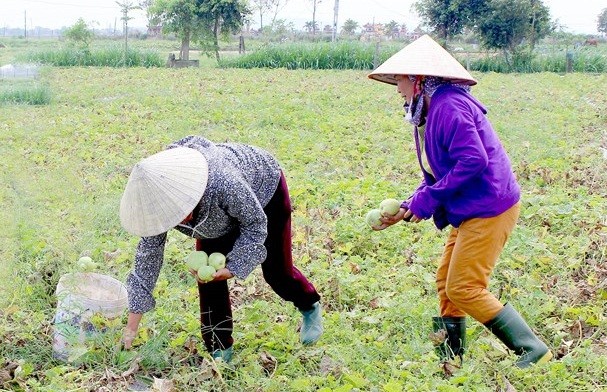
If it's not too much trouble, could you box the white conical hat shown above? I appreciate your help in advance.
[368,34,476,86]
[120,147,208,237]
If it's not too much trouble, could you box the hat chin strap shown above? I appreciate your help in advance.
[413,75,424,97]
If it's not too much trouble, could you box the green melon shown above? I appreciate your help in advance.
[197,265,216,282]
[185,251,208,271]
[365,209,382,227]
[208,252,226,270]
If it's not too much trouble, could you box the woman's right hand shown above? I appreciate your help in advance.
[122,327,137,349]
[376,207,407,229]
[123,312,142,350]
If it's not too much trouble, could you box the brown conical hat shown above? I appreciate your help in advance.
[120,147,208,237]
[368,34,476,86]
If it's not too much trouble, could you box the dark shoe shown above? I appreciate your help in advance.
[300,302,323,345]
[432,316,466,362]
[484,303,553,368]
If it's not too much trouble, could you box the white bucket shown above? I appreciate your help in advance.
[52,272,128,362]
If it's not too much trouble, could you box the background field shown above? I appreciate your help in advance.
[0,40,607,391]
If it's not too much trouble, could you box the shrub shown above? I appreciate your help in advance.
[0,82,51,105]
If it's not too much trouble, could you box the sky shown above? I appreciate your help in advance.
[0,0,605,35]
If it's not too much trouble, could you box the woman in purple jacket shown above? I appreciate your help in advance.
[367,35,552,368]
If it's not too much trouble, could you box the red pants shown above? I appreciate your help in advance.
[196,172,321,352]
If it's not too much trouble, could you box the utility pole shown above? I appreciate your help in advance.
[24,10,27,38]
[332,0,339,42]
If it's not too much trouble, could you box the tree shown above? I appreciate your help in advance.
[304,21,318,34]
[152,0,201,60]
[151,0,248,62]
[413,0,488,46]
[384,20,399,39]
[598,8,607,35]
[476,0,552,68]
[199,0,249,62]
[341,18,358,36]
[526,0,552,49]
[309,0,321,36]
[139,0,162,36]
[117,1,141,66]
[262,19,294,41]
[64,18,94,50]
[250,0,272,31]
[399,23,409,38]
[250,0,288,32]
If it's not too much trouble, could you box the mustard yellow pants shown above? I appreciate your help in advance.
[436,202,520,324]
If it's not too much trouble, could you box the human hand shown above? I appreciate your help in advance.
[211,268,234,281]
[372,207,407,230]
[122,313,142,350]
[122,327,137,350]
[189,267,234,283]
[402,209,423,223]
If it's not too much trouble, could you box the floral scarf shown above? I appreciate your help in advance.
[405,76,471,126]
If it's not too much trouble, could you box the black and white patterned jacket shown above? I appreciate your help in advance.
[126,135,281,314]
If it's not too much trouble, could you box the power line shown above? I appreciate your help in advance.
[365,0,410,19]
[10,0,116,9]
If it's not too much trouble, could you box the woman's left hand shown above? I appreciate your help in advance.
[212,268,234,281]
[189,267,234,284]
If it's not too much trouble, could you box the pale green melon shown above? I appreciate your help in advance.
[197,265,216,282]
[365,209,382,227]
[208,252,226,270]
[379,198,401,216]
[185,251,208,271]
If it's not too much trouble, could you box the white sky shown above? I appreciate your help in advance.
[0,0,604,35]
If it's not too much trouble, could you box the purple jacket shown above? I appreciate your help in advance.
[405,85,520,229]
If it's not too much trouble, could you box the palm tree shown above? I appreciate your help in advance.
[304,20,318,34]
[341,18,359,36]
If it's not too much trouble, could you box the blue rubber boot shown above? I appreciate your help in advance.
[211,346,233,363]
[300,302,323,345]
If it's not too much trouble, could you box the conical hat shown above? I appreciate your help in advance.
[368,34,476,86]
[120,147,208,237]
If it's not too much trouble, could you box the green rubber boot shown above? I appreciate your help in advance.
[484,304,553,368]
[432,316,466,362]
[211,346,233,363]
[300,302,323,345]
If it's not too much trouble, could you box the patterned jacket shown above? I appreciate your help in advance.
[126,135,281,313]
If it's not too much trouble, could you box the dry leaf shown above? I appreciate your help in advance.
[152,378,175,392]
[0,369,12,383]
[369,297,380,309]
[441,361,459,378]
[274,314,287,323]
[259,351,277,376]
[501,375,517,392]
[120,356,141,378]
[428,329,447,346]
[198,358,219,381]
[319,355,342,377]
[103,249,121,261]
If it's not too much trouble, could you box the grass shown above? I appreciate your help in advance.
[219,41,402,70]
[0,55,606,390]
[218,39,607,73]
[0,80,51,105]
[19,45,164,68]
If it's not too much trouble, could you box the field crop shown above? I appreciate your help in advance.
[0,62,606,391]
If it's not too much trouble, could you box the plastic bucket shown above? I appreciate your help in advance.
[52,272,128,362]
